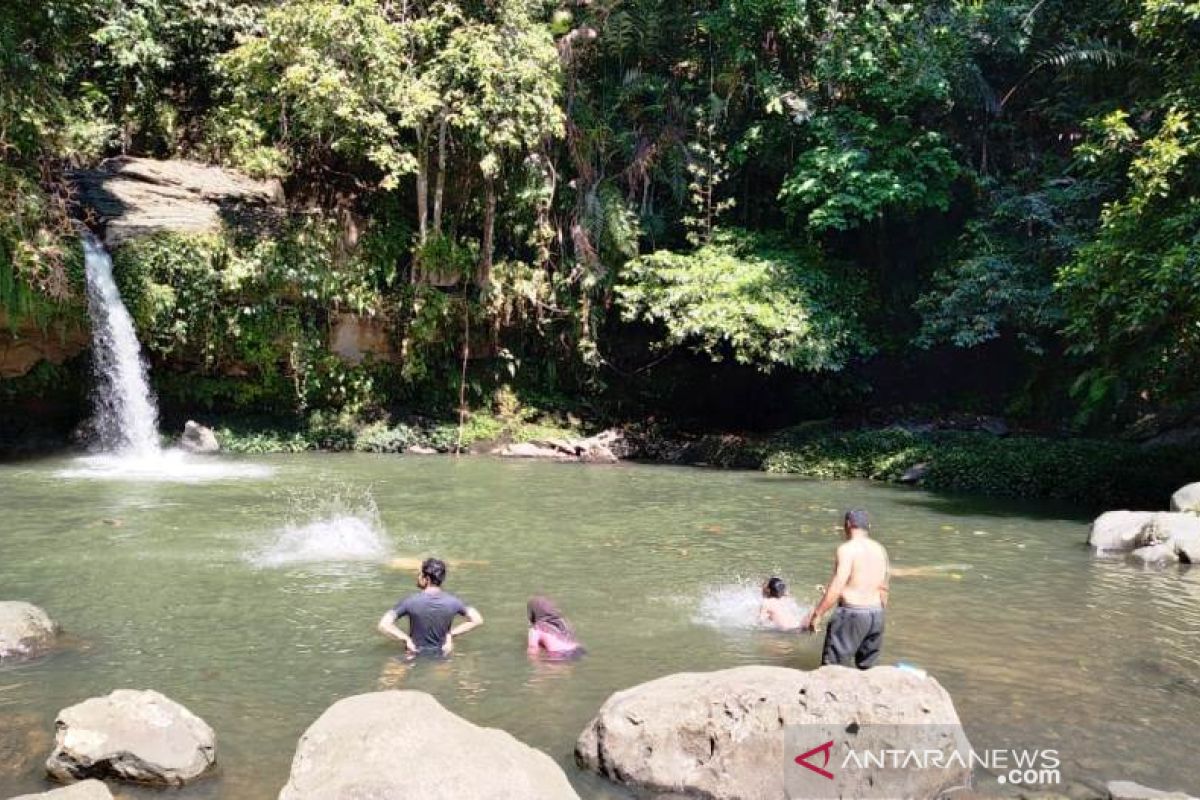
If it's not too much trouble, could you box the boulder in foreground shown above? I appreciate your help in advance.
[9,780,114,799]
[279,691,580,800]
[576,665,970,800]
[1107,780,1196,800]
[46,690,215,786]
[0,601,59,661]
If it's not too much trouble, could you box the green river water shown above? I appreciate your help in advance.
[1,454,1197,798]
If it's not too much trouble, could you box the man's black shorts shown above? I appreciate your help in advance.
[821,604,885,669]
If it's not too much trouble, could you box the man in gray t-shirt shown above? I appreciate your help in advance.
[377,557,483,655]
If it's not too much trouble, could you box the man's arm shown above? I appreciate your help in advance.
[441,606,484,655]
[880,549,891,609]
[377,609,417,653]
[804,546,852,631]
[450,606,484,638]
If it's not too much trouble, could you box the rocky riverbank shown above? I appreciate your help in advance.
[7,410,1200,511]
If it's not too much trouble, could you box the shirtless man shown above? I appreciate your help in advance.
[802,509,889,669]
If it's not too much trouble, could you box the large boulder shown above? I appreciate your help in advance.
[1088,511,1157,553]
[278,691,580,800]
[1107,780,1196,800]
[1170,483,1200,514]
[45,690,216,786]
[179,421,220,454]
[9,780,115,800]
[575,665,970,800]
[0,602,59,661]
[495,429,625,464]
[72,157,283,248]
[1088,511,1200,562]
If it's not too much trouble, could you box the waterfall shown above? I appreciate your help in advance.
[82,235,161,454]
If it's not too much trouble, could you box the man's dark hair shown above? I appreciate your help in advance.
[845,509,870,531]
[765,577,787,598]
[420,557,447,586]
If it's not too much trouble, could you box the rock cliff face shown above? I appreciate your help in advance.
[0,312,88,379]
[72,157,284,248]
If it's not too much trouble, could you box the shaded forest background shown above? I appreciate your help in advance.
[2,0,1198,437]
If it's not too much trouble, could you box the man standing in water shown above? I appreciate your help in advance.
[802,509,889,669]
[377,557,483,656]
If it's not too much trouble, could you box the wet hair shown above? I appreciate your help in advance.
[764,577,787,598]
[845,508,870,531]
[528,596,575,641]
[420,557,447,586]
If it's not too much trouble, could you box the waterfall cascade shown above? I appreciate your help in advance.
[61,236,271,481]
[82,235,161,454]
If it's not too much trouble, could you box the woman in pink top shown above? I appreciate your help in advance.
[526,596,584,657]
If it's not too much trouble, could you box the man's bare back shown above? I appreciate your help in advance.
[805,509,889,669]
[837,537,889,608]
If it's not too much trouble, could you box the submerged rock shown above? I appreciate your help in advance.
[1107,780,1196,800]
[279,691,580,800]
[46,689,216,786]
[10,780,114,799]
[1129,543,1179,566]
[576,665,970,800]
[1170,482,1200,514]
[0,601,59,661]
[180,421,220,454]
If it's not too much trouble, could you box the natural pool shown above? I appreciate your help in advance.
[1,454,1197,798]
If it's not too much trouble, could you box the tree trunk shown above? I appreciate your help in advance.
[433,114,448,235]
[479,174,496,286]
[416,124,429,246]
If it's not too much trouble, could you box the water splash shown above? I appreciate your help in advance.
[82,235,160,454]
[251,491,391,567]
[692,582,811,631]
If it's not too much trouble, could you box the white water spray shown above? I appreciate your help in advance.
[692,582,810,631]
[82,235,160,454]
[250,491,392,567]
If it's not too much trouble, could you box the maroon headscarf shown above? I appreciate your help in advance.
[527,596,576,642]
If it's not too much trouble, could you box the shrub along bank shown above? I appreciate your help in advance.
[203,412,1200,511]
[635,426,1200,512]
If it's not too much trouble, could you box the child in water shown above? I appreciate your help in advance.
[758,577,803,631]
[527,596,584,656]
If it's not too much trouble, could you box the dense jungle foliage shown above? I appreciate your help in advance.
[2,0,1198,433]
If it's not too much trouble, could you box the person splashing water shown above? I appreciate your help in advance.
[526,596,584,657]
[758,577,803,631]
